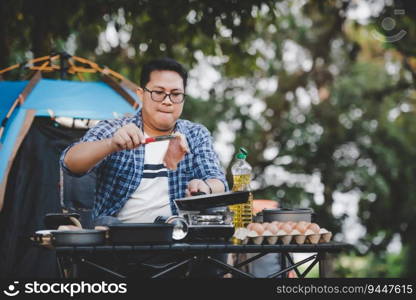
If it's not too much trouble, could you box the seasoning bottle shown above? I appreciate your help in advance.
[229,147,253,231]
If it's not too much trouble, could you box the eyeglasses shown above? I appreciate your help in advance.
[143,87,186,104]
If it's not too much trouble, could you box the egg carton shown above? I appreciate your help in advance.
[233,228,332,245]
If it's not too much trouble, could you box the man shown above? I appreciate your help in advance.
[60,57,228,226]
[59,58,228,278]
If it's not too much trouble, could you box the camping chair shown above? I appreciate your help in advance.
[57,168,96,229]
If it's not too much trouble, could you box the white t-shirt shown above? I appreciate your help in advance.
[117,134,172,223]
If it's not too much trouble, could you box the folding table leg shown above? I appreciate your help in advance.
[151,258,194,279]
[206,256,256,278]
[81,258,127,279]
[71,258,79,279]
[284,253,302,278]
[268,254,317,279]
[218,252,268,277]
[299,256,320,278]
[318,252,327,278]
[280,251,287,278]
[56,256,65,278]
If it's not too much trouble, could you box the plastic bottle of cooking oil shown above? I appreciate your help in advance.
[229,147,253,232]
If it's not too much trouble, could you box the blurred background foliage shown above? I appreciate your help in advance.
[1,0,415,277]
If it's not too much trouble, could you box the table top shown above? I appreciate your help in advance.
[53,241,351,254]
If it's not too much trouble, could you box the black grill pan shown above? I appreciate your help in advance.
[175,191,249,211]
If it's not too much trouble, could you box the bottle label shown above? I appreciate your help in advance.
[231,174,251,192]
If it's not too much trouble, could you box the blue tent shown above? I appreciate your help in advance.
[0,78,140,206]
[0,55,141,277]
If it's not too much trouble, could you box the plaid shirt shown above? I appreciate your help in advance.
[60,109,228,219]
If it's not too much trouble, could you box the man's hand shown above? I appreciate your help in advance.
[163,132,189,170]
[185,179,211,196]
[110,123,146,151]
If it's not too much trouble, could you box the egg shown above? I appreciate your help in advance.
[265,223,279,235]
[307,223,320,233]
[286,221,297,230]
[297,221,310,228]
[280,223,292,234]
[272,221,282,230]
[251,223,265,235]
[294,222,308,234]
[247,223,256,230]
[261,222,270,229]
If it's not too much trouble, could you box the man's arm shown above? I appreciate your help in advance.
[64,139,115,174]
[185,125,229,195]
[64,123,145,175]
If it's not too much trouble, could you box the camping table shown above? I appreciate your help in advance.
[53,242,350,279]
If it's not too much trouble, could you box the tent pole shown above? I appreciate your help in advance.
[0,71,42,142]
[101,74,139,109]
[0,55,59,76]
[19,71,42,104]
[0,71,42,210]
[0,109,37,211]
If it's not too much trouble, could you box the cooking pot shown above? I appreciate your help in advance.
[262,208,314,222]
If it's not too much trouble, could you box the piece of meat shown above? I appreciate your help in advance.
[94,226,109,231]
[57,225,81,231]
[163,132,189,170]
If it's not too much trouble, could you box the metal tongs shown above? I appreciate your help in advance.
[144,134,176,144]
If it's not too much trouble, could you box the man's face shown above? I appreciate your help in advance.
[138,70,184,132]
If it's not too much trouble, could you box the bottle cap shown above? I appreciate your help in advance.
[235,147,248,159]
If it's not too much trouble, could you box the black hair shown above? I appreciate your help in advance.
[140,57,188,90]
